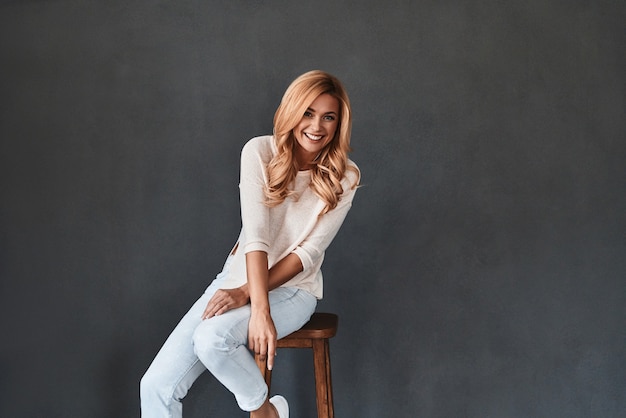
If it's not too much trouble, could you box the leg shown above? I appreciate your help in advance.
[140,258,234,417]
[140,294,210,418]
[192,287,317,412]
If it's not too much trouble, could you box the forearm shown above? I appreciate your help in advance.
[245,251,270,312]
[245,250,281,369]
[241,252,304,303]
[268,252,304,288]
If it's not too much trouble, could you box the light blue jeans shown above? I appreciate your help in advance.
[140,256,317,417]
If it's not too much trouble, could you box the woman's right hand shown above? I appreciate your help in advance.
[202,286,249,319]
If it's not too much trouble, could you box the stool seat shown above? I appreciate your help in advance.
[279,312,338,342]
[254,312,338,418]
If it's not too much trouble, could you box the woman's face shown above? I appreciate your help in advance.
[293,93,340,167]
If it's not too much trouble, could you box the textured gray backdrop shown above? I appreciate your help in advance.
[1,1,624,417]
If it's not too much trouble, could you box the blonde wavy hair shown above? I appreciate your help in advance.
[265,70,360,215]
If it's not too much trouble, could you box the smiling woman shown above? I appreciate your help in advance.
[267,70,358,215]
[140,70,360,418]
[293,94,339,168]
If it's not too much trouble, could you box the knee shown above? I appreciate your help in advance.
[192,322,223,357]
[192,319,240,363]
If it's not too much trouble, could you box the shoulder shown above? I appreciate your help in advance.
[241,135,276,158]
[342,158,360,189]
[241,135,276,164]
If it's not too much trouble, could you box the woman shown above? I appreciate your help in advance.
[140,70,360,418]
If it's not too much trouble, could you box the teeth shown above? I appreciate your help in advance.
[305,133,322,141]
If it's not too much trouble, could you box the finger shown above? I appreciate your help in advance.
[250,337,260,353]
[267,339,276,370]
[203,292,226,319]
[202,305,212,320]
[215,303,230,316]
[203,303,217,319]
[254,345,267,363]
[214,293,236,316]
[253,338,268,359]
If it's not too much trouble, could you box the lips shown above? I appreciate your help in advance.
[304,132,323,141]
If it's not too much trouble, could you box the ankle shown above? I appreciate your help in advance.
[270,403,279,418]
[250,399,277,418]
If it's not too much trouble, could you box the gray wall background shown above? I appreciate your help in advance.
[1,1,624,417]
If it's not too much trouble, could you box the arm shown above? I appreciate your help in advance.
[202,137,277,318]
[292,171,359,271]
[245,250,276,369]
[203,163,358,319]
[202,252,303,319]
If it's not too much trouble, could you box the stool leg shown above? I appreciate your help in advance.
[312,338,334,418]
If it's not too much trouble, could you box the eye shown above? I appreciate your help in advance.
[323,115,336,121]
[303,111,312,117]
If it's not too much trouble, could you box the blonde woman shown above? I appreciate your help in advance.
[140,70,360,418]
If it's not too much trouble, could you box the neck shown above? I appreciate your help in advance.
[295,151,318,171]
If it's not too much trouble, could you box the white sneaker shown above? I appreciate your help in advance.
[269,395,289,418]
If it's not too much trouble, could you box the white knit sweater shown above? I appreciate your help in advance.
[219,135,359,299]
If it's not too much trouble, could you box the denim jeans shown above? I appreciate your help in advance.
[140,256,317,417]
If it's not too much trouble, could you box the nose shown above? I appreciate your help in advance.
[310,117,321,131]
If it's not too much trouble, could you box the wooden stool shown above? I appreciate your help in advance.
[254,312,338,418]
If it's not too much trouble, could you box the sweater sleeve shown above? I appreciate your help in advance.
[292,165,360,271]
[239,137,272,254]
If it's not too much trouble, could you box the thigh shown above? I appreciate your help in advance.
[193,287,317,346]
[269,287,318,339]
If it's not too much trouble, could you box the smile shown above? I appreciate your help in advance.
[304,132,323,141]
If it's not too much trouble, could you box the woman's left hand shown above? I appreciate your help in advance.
[248,310,278,370]
[202,286,249,319]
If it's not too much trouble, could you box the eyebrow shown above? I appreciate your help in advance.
[307,107,338,115]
